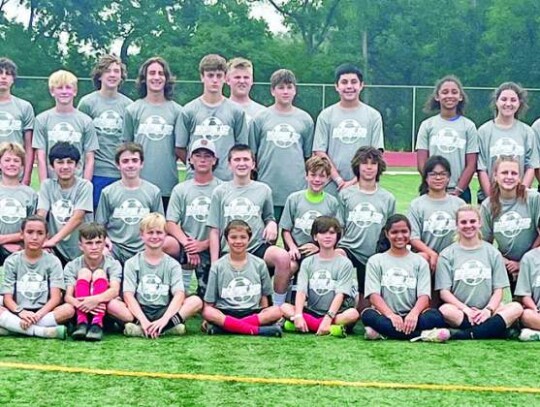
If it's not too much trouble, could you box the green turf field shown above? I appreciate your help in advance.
[3,172,537,406]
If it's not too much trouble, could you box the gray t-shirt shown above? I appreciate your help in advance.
[204,253,273,311]
[477,120,539,178]
[78,91,133,178]
[250,106,314,205]
[32,108,99,178]
[338,185,396,265]
[435,242,509,309]
[0,251,64,310]
[416,114,479,189]
[480,191,540,261]
[38,177,94,261]
[365,251,431,316]
[312,103,384,196]
[408,194,465,254]
[123,252,184,307]
[123,99,186,197]
[297,254,355,315]
[515,248,540,306]
[95,180,164,261]
[280,190,343,247]
[0,184,38,237]
[231,99,266,127]
[207,181,274,253]
[179,98,249,181]
[166,178,222,261]
[64,254,123,287]
[0,95,34,145]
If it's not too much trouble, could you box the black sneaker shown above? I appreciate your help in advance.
[86,324,103,341]
[206,323,227,335]
[258,325,283,338]
[72,323,88,340]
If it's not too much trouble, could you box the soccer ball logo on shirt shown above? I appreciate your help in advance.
[424,211,456,237]
[295,210,322,236]
[17,271,48,301]
[332,119,367,144]
[432,128,465,154]
[48,122,82,144]
[0,111,22,137]
[94,110,123,136]
[222,276,261,305]
[490,137,525,158]
[138,273,169,303]
[494,211,531,239]
[309,269,335,296]
[0,197,26,224]
[113,199,150,225]
[266,123,300,148]
[381,267,416,294]
[51,199,74,224]
[454,259,491,286]
[138,115,173,141]
[224,197,260,222]
[193,116,230,142]
[186,196,211,223]
[347,202,383,229]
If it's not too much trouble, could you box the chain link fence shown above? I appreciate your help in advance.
[14,77,540,152]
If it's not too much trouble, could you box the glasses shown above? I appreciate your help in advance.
[427,171,449,178]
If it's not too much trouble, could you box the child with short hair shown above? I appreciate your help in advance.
[0,142,38,263]
[123,213,202,338]
[64,222,133,341]
[281,216,358,336]
[202,220,282,336]
[33,69,99,182]
[0,215,73,339]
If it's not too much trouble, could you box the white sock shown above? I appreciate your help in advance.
[36,312,57,327]
[0,311,46,336]
[272,292,287,306]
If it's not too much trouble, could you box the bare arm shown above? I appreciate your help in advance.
[35,287,63,321]
[313,150,345,186]
[22,130,34,186]
[176,147,187,164]
[43,209,86,247]
[209,227,221,263]
[523,167,535,188]
[123,292,151,327]
[521,295,538,311]
[416,149,428,175]
[36,149,48,182]
[454,153,478,193]
[83,151,95,181]
[477,170,491,197]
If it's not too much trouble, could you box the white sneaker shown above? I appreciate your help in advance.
[164,323,186,336]
[42,325,67,340]
[411,328,450,343]
[364,326,384,340]
[519,328,540,341]
[124,323,144,337]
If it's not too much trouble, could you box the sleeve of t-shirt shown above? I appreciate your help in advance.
[435,250,453,291]
[83,117,100,152]
[0,256,17,295]
[207,188,222,229]
[63,260,77,287]
[234,110,249,145]
[388,194,396,216]
[151,188,164,215]
[122,107,135,142]
[262,185,275,223]
[279,195,295,231]
[465,121,480,154]
[174,106,189,149]
[491,249,510,289]
[176,109,190,148]
[77,97,91,116]
[364,256,382,298]
[331,197,345,226]
[49,256,65,290]
[514,254,533,297]
[22,102,35,131]
[416,257,431,298]
[29,190,38,216]
[525,125,540,170]
[108,259,123,283]
[248,116,261,154]
[203,264,219,303]
[32,114,47,150]
[335,259,354,296]
[259,260,274,297]
[371,111,385,150]
[169,258,184,295]
[75,181,94,213]
[415,120,429,150]
[532,193,540,229]
[312,112,329,153]
[95,188,109,225]
[37,181,51,212]
[302,116,315,158]
[407,201,422,240]
[479,202,494,242]
[296,261,309,295]
[122,258,138,294]
[166,187,184,223]
[476,125,488,171]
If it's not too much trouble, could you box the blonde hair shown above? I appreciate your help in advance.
[0,142,25,165]
[455,204,483,242]
[227,57,253,73]
[490,156,526,218]
[139,212,166,233]
[48,70,77,89]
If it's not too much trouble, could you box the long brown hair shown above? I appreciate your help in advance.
[489,156,527,218]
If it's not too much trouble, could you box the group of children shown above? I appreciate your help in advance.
[2,52,540,343]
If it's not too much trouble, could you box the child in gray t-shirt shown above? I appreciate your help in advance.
[515,248,540,340]
[0,215,73,339]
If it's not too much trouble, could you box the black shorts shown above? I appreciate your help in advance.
[52,247,70,267]
[219,307,262,319]
[339,247,366,293]
[139,304,182,330]
[250,242,271,260]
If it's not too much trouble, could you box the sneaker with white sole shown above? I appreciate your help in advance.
[124,323,145,337]
[364,326,384,340]
[164,323,186,336]
[519,328,540,341]
[42,325,67,340]
[410,328,451,343]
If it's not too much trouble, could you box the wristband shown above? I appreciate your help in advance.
[326,310,336,319]
[485,306,494,315]
[334,176,343,184]
[455,186,464,193]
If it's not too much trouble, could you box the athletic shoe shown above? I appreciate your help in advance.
[124,322,144,337]
[519,328,540,341]
[71,323,88,341]
[164,323,186,336]
[330,324,347,338]
[283,320,296,332]
[258,325,283,338]
[86,324,103,341]
[205,323,227,335]
[364,326,384,340]
[43,325,67,340]
[410,328,451,343]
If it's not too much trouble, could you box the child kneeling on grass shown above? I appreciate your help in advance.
[202,220,283,337]
[0,215,73,339]
[123,213,202,338]
[281,216,359,337]
[64,222,134,341]
[361,214,446,340]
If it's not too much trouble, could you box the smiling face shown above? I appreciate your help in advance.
[226,227,250,255]
[50,84,77,106]
[496,89,520,119]
[426,164,450,193]
[145,62,166,94]
[494,160,520,192]
[117,151,143,180]
[335,73,363,103]
[436,80,463,112]
[456,209,481,242]
[228,150,255,178]
[358,158,378,183]
[385,220,410,250]
[306,169,329,193]
[100,62,123,91]
[0,151,23,179]
[314,228,338,250]
[52,157,77,181]
[141,226,166,250]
